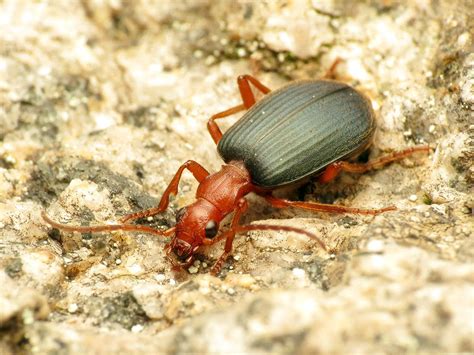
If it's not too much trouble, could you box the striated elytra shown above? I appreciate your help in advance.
[217,80,376,188]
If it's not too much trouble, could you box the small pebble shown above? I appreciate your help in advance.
[409,195,418,202]
[226,287,236,295]
[233,255,240,261]
[205,55,216,66]
[457,32,470,47]
[169,279,177,286]
[4,155,16,165]
[367,239,384,252]
[68,303,78,313]
[432,205,448,216]
[131,324,144,333]
[237,48,247,57]
[154,274,166,282]
[462,206,472,215]
[22,309,34,325]
[193,49,203,58]
[115,259,122,265]
[188,266,199,274]
[292,267,305,278]
[128,264,142,274]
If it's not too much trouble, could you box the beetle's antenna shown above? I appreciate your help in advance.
[233,224,327,251]
[41,211,175,237]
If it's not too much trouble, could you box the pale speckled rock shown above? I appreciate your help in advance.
[460,53,474,106]
[20,249,64,288]
[0,272,49,326]
[0,271,49,351]
[0,0,473,353]
[261,0,334,58]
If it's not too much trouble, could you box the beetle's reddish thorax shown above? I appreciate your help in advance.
[196,161,253,216]
[169,161,254,264]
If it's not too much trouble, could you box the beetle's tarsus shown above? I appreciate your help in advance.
[210,252,229,276]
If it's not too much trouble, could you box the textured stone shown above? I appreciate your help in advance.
[0,0,472,353]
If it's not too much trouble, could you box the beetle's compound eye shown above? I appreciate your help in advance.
[176,207,186,222]
[205,220,218,239]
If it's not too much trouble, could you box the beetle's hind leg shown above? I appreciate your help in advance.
[318,145,432,184]
[207,75,271,145]
[261,145,432,216]
[263,195,395,216]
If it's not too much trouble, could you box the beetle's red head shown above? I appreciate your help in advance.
[166,199,222,268]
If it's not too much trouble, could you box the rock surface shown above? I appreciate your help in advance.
[0,0,472,353]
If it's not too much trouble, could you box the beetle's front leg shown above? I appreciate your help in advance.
[209,198,248,275]
[207,75,272,145]
[120,160,209,223]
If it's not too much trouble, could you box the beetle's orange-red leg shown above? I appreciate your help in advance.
[207,104,247,145]
[41,211,176,237]
[318,163,343,184]
[238,74,271,107]
[120,160,209,223]
[323,57,343,80]
[208,198,248,275]
[263,195,395,216]
[207,75,272,145]
[318,145,432,184]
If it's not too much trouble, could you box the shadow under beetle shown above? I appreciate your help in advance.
[43,74,430,275]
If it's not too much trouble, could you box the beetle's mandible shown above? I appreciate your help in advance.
[42,74,430,275]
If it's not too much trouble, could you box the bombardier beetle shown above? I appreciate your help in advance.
[42,74,430,275]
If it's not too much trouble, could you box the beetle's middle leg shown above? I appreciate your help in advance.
[318,145,432,183]
[207,75,272,145]
[120,160,209,223]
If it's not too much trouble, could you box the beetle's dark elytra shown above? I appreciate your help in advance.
[217,80,376,187]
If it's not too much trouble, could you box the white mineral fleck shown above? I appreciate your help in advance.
[292,268,305,278]
[68,303,78,314]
